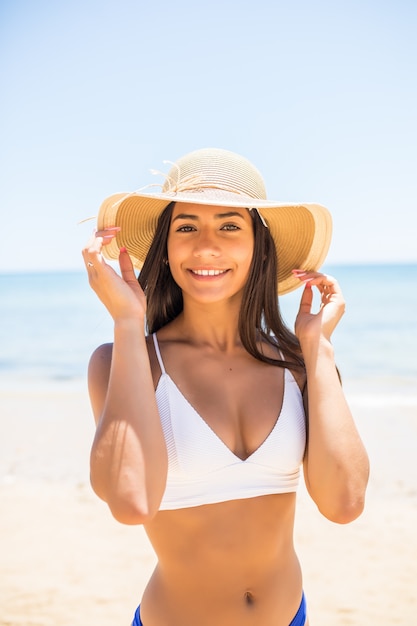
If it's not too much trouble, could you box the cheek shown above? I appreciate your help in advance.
[242,253,254,279]
[166,240,184,284]
[235,239,254,271]
[167,239,185,266]
[166,235,180,264]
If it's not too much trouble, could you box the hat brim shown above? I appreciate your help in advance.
[97,189,332,295]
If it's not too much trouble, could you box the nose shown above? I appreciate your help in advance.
[193,229,221,258]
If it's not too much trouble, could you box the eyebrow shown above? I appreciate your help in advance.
[172,211,247,222]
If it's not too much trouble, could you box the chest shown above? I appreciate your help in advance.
[164,355,285,461]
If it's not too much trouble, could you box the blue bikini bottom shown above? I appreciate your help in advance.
[131,592,306,625]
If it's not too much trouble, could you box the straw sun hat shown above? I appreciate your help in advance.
[97,148,332,295]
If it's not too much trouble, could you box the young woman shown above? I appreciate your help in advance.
[82,148,369,626]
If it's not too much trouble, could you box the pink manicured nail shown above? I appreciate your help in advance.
[120,247,127,253]
[292,270,308,281]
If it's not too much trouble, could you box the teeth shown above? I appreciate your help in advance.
[192,269,227,276]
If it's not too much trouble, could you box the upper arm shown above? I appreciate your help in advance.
[88,343,113,425]
[87,336,162,427]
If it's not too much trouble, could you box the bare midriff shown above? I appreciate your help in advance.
[141,492,303,626]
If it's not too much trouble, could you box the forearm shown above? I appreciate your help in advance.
[90,320,167,524]
[302,338,369,523]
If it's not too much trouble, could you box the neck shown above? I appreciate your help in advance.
[173,297,243,352]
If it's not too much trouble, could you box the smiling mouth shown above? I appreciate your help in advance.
[190,269,229,276]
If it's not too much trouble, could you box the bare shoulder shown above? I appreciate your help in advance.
[87,338,159,423]
[89,338,158,380]
[89,342,113,378]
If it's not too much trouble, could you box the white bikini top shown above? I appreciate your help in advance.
[153,334,306,511]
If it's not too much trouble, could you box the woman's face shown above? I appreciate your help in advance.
[166,202,254,305]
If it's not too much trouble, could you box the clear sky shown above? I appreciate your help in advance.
[1,0,416,272]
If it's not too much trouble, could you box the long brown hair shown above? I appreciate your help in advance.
[138,202,304,371]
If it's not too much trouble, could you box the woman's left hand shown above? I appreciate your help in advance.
[292,270,346,345]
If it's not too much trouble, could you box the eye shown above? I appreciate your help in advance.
[221,223,240,231]
[176,224,196,232]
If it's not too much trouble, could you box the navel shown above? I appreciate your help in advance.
[244,590,255,605]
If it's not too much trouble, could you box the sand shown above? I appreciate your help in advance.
[1,384,416,625]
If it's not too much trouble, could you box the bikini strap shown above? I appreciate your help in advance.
[152,333,166,375]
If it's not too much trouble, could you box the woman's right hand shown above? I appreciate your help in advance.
[82,227,147,322]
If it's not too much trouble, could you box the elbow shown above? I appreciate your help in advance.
[90,475,162,526]
[320,493,366,525]
[326,463,370,524]
[306,456,370,524]
[108,496,159,525]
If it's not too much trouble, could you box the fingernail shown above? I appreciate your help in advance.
[292,270,307,281]
[120,247,127,253]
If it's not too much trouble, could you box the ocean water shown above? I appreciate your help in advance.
[0,264,416,396]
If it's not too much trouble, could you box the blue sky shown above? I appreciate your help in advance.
[1,0,416,272]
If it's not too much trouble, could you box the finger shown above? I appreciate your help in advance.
[95,226,121,246]
[311,277,338,294]
[293,270,341,295]
[292,269,325,289]
[82,230,104,271]
[298,282,313,314]
[292,269,333,280]
[119,247,137,283]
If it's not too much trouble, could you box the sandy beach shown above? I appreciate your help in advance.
[1,384,416,625]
